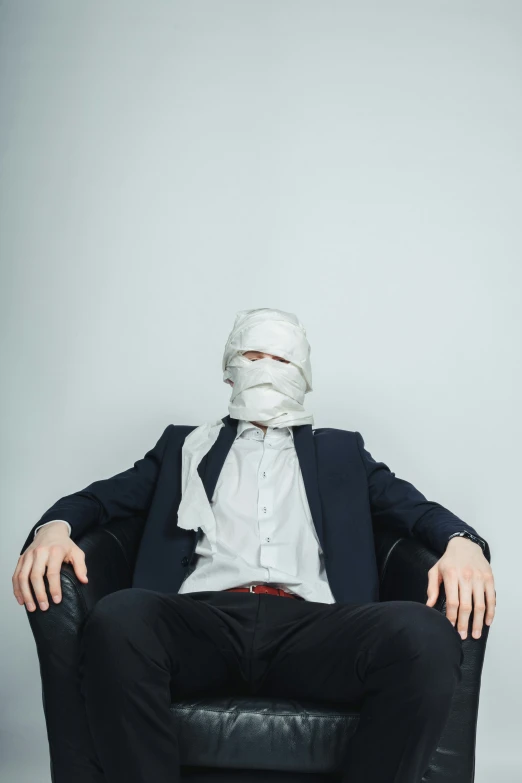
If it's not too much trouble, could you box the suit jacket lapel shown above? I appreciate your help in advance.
[197,415,238,503]
[293,423,325,553]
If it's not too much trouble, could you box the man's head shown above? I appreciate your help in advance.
[222,308,314,428]
[222,308,312,388]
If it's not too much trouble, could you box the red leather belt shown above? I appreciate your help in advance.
[226,585,303,600]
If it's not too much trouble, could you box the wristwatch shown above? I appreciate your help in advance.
[448,530,486,553]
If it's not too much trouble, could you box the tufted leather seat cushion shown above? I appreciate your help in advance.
[172,696,360,773]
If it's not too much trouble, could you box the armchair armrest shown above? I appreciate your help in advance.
[374,527,490,783]
[375,528,444,606]
[25,516,145,783]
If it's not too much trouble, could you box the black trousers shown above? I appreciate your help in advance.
[78,587,464,783]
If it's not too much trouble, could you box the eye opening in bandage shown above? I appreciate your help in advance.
[240,348,293,364]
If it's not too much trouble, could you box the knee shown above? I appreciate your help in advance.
[79,589,158,693]
[382,601,463,677]
[80,588,155,648]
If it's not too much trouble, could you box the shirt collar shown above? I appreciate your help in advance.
[235,418,294,442]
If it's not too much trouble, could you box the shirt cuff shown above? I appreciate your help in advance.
[34,520,72,538]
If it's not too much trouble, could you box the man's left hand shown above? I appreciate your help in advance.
[426,537,496,639]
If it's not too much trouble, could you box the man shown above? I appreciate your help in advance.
[14,307,495,783]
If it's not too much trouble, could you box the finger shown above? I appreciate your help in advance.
[30,548,52,610]
[70,548,88,583]
[443,569,460,627]
[471,579,486,639]
[12,556,26,605]
[484,574,496,626]
[18,551,37,611]
[456,574,473,639]
[426,567,440,606]
[46,548,65,604]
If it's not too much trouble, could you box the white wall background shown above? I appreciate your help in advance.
[1,1,520,781]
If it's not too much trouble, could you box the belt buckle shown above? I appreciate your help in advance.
[249,585,255,593]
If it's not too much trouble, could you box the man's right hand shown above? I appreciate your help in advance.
[13,522,88,612]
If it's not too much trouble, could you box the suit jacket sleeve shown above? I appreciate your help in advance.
[20,424,173,556]
[355,432,491,563]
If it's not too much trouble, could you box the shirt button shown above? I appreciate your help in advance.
[262,471,266,478]
[265,537,271,542]
[262,506,267,513]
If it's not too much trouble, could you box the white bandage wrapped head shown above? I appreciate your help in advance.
[222,308,314,428]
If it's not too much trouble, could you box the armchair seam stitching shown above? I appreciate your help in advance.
[379,537,403,585]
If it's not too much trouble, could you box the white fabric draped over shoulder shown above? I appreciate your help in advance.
[176,419,224,544]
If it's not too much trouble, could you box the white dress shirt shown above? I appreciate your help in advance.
[35,420,336,604]
[178,419,336,603]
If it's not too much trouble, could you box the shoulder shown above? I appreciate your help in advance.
[167,423,199,434]
[312,426,363,451]
[157,423,200,446]
[312,426,359,440]
[164,423,199,434]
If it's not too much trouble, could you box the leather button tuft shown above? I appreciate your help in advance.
[181,556,189,567]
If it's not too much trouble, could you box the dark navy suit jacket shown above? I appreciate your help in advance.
[20,415,490,604]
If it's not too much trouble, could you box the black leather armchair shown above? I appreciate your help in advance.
[26,517,489,783]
